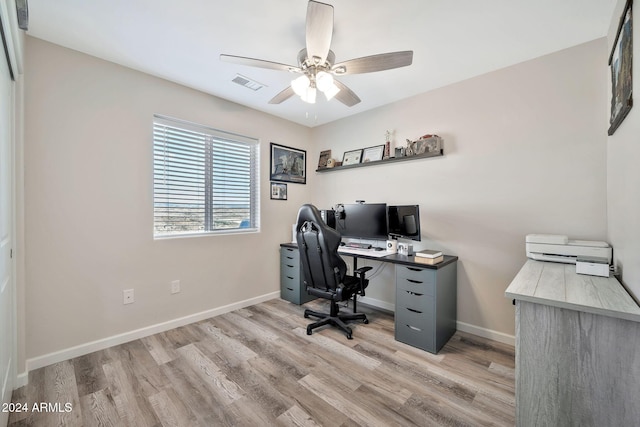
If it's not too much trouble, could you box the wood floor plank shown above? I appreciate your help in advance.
[102,360,160,427]
[79,388,124,427]
[10,298,515,427]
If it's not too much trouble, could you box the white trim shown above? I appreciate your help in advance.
[0,0,22,77]
[25,291,280,375]
[15,371,27,389]
[357,296,395,312]
[456,321,515,346]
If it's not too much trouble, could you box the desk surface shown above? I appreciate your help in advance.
[505,259,640,323]
[281,242,458,270]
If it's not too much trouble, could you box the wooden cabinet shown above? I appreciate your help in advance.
[506,260,640,425]
[280,246,316,305]
[395,263,457,353]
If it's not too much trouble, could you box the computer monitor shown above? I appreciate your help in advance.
[387,205,421,241]
[336,203,388,240]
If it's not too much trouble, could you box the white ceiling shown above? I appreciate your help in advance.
[26,0,616,127]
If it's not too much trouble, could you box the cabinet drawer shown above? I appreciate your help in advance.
[395,304,433,331]
[281,272,299,288]
[395,318,435,352]
[280,262,299,278]
[396,271,435,296]
[396,287,434,312]
[397,265,436,283]
[281,248,299,263]
[280,283,297,302]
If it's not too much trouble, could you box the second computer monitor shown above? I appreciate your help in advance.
[387,205,421,241]
[336,203,388,240]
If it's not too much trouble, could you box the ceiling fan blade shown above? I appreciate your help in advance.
[220,54,301,73]
[269,86,296,104]
[333,80,361,107]
[305,1,333,65]
[331,51,413,75]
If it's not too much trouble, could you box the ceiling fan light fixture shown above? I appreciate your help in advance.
[291,74,310,96]
[315,71,334,92]
[301,86,317,104]
[323,83,340,101]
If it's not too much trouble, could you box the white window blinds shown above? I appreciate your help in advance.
[153,115,260,238]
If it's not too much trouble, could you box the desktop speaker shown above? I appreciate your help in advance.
[320,209,336,229]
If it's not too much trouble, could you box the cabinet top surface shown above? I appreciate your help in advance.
[505,260,640,322]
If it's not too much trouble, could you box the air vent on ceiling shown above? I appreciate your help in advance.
[232,74,266,91]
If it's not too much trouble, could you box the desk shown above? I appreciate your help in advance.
[280,243,458,353]
[505,260,640,425]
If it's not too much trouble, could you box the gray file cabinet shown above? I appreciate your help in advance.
[395,262,457,353]
[280,245,316,305]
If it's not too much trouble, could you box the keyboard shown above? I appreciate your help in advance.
[344,242,372,249]
[338,247,394,258]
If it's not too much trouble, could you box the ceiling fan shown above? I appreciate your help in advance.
[220,0,413,107]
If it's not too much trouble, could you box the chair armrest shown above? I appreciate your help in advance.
[353,266,372,296]
[354,266,372,276]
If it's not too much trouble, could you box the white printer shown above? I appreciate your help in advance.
[525,234,612,264]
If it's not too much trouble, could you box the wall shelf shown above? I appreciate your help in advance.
[316,149,443,173]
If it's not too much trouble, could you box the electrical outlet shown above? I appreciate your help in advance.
[171,280,181,294]
[123,289,134,304]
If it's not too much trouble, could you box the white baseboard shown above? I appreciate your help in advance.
[456,321,515,346]
[15,371,28,388]
[358,296,395,312]
[24,291,280,378]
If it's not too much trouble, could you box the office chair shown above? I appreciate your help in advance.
[296,204,371,339]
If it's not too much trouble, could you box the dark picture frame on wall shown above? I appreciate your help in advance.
[270,143,306,184]
[270,182,287,200]
[608,0,633,136]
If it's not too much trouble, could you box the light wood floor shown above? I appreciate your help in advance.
[8,298,515,426]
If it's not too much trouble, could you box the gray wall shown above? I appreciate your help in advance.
[23,37,311,363]
[607,0,640,302]
[312,39,608,338]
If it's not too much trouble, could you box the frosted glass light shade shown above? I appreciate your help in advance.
[323,83,340,100]
[291,75,310,96]
[301,86,316,103]
[315,71,334,92]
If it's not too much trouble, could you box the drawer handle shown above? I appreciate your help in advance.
[407,279,423,284]
[407,267,423,272]
[405,290,423,296]
[286,287,294,291]
[406,308,422,314]
[286,265,294,268]
[286,249,294,252]
[406,325,422,332]
[287,276,294,280]
[286,256,294,260]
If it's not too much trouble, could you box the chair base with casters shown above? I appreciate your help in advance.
[303,266,372,340]
[304,299,368,340]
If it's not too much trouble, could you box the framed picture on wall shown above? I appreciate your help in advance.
[270,143,306,184]
[342,149,363,166]
[362,145,385,163]
[608,0,633,135]
[270,182,287,200]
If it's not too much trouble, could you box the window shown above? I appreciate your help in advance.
[153,115,260,238]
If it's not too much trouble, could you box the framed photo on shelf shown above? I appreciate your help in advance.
[270,143,306,184]
[270,182,287,200]
[318,149,331,169]
[342,149,363,166]
[362,145,385,163]
[608,0,633,135]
